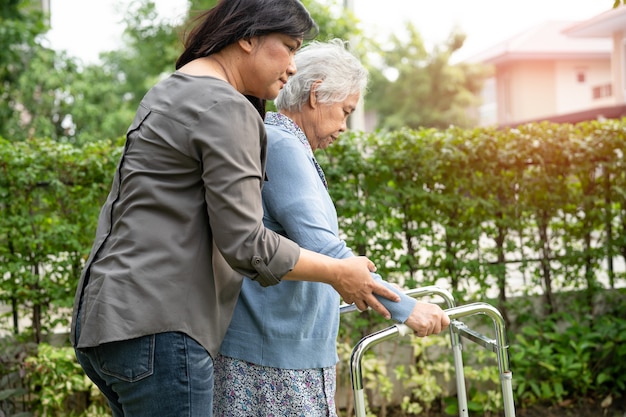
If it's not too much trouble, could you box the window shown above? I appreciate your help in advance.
[592,84,612,99]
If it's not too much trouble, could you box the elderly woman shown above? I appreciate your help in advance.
[213,39,450,417]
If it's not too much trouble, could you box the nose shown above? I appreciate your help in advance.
[339,119,347,132]
[287,56,297,77]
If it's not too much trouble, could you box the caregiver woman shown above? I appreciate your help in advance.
[70,1,399,416]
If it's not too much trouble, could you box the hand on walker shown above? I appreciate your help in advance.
[404,301,451,337]
[332,256,400,319]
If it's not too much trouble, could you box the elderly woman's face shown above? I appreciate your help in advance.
[306,92,360,151]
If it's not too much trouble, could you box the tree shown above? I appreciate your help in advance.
[99,0,189,111]
[1,43,136,145]
[302,0,362,43]
[0,0,135,145]
[0,0,47,140]
[365,22,492,130]
[96,0,362,123]
[0,136,123,339]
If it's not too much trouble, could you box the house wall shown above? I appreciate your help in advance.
[613,31,626,104]
[493,58,612,126]
[496,61,558,125]
[478,77,497,126]
[555,59,613,113]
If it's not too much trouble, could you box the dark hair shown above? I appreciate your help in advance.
[176,0,318,69]
[176,0,317,117]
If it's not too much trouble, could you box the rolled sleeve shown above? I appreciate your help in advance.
[251,238,300,287]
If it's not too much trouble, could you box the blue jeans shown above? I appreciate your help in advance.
[74,332,214,417]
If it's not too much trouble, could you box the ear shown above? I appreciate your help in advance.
[237,37,255,54]
[308,80,323,109]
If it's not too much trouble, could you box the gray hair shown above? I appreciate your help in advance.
[274,38,368,112]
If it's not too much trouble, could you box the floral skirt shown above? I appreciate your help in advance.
[213,354,338,417]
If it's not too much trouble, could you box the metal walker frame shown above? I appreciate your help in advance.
[340,286,516,417]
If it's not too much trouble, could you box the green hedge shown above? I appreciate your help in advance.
[1,119,625,415]
[0,136,123,341]
[321,119,626,317]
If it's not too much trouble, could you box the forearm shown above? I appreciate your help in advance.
[282,248,355,284]
[374,279,417,323]
[283,248,399,318]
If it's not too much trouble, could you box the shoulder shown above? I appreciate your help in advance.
[264,126,307,164]
[264,123,292,138]
[265,125,301,149]
[149,73,257,116]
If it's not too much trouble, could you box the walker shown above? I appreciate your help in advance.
[340,286,516,417]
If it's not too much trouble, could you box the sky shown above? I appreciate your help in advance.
[45,0,614,64]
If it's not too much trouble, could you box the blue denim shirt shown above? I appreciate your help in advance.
[219,112,416,369]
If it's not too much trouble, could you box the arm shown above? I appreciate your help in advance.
[283,248,397,317]
[261,127,447,331]
[262,129,398,316]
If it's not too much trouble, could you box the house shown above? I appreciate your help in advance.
[469,5,626,127]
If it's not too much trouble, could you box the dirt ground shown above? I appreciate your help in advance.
[373,397,626,417]
[515,401,626,417]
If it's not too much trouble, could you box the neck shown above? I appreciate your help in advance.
[280,110,300,125]
[176,55,233,86]
[207,56,232,84]
[184,54,233,88]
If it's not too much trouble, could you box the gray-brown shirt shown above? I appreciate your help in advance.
[70,72,300,357]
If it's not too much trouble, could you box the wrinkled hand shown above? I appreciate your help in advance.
[404,302,450,337]
[332,257,400,319]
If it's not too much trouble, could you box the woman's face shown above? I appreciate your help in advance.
[243,34,301,100]
[302,92,361,151]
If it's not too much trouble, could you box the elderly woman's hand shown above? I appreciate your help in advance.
[404,302,450,337]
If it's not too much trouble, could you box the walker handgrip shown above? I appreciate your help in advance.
[396,323,412,337]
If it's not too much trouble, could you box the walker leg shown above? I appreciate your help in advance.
[399,287,470,417]
[502,371,516,417]
[452,342,469,417]
[353,388,366,417]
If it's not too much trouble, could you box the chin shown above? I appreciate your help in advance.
[267,90,281,100]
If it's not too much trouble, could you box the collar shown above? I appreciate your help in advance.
[265,111,328,189]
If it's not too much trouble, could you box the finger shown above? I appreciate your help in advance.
[356,301,369,313]
[419,323,436,337]
[366,296,391,319]
[372,283,400,303]
[367,259,377,272]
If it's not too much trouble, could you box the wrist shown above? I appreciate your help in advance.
[323,257,342,285]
